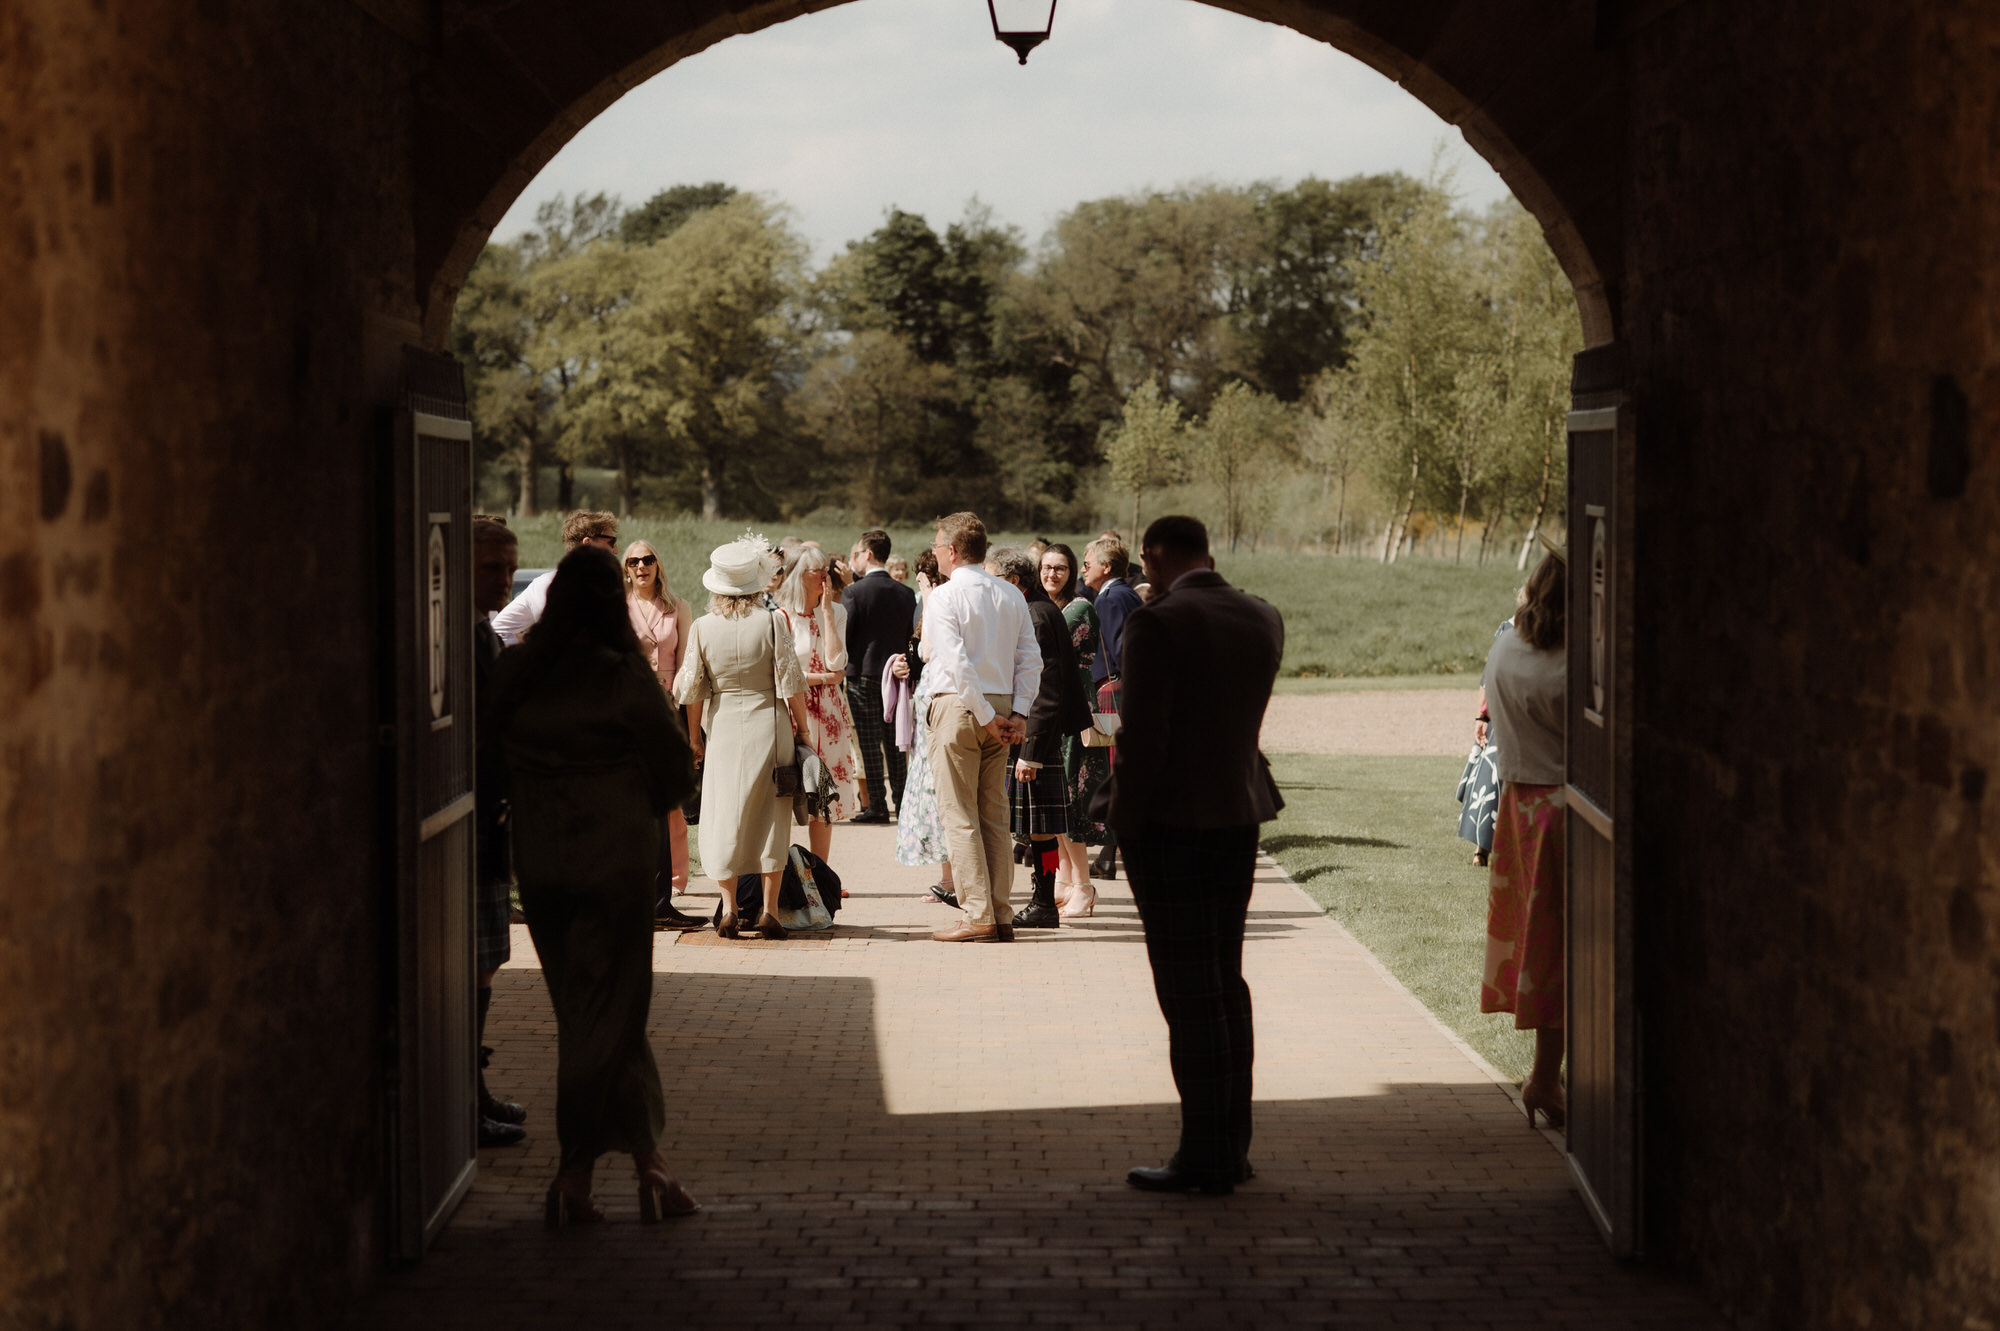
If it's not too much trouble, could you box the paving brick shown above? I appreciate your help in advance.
[359,825,1719,1327]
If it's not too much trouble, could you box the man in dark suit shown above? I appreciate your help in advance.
[1093,515,1284,1195]
[1082,533,1144,879]
[471,517,528,1149]
[843,528,917,823]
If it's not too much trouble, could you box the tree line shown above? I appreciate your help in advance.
[452,169,1580,563]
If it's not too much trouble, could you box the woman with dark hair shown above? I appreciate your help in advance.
[990,545,1093,930]
[1478,549,1569,1129]
[489,544,699,1227]
[1038,542,1109,916]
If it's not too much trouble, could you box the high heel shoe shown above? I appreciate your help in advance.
[1059,883,1097,919]
[754,912,788,941]
[715,914,741,940]
[543,1177,605,1229]
[1520,1081,1566,1130]
[634,1152,701,1222]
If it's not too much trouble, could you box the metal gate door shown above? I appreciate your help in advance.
[1564,348,1637,1255]
[389,348,477,1258]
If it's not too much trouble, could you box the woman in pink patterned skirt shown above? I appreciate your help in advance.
[776,545,862,866]
[1478,549,1568,1129]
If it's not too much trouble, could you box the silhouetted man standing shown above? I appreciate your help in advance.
[843,529,916,822]
[1096,515,1284,1194]
[471,516,527,1148]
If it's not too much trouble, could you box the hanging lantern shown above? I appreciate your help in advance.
[987,0,1057,65]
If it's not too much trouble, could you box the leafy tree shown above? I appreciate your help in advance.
[1298,368,1366,552]
[1103,378,1189,533]
[629,196,808,519]
[975,376,1068,529]
[619,182,738,247]
[1341,175,1486,562]
[794,330,956,523]
[1013,186,1260,425]
[1237,173,1428,401]
[1190,381,1299,552]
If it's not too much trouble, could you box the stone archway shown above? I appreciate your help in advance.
[11,2,2000,1328]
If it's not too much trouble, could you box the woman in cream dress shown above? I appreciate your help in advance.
[674,537,809,940]
[623,539,697,914]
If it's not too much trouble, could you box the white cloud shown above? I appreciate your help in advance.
[495,0,1512,258]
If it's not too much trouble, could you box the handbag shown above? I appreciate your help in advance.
[770,610,803,796]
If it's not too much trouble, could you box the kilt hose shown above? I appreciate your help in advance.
[1124,820,1259,1179]
[847,675,907,815]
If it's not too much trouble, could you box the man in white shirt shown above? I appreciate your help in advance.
[923,511,1040,942]
[489,510,619,645]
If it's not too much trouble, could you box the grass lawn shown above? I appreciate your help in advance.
[498,514,1530,679]
[1259,752,1534,1082]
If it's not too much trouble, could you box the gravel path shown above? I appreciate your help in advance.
[1260,688,1480,756]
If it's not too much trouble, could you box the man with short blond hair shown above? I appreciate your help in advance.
[922,512,1040,942]
[490,509,618,645]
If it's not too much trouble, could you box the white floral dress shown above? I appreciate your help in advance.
[894,650,949,866]
[785,605,862,822]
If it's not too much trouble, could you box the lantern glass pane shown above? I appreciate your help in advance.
[990,0,1054,34]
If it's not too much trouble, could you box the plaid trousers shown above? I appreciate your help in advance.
[1124,821,1258,1178]
[847,675,907,813]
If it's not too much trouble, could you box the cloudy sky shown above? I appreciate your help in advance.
[495,0,1513,259]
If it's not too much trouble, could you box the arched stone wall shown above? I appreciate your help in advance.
[10,0,2000,1327]
[412,0,1622,348]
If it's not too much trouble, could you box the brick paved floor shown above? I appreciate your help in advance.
[359,825,1718,1329]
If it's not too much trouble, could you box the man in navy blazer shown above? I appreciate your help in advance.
[1082,534,1143,685]
[1093,514,1285,1196]
[843,529,917,822]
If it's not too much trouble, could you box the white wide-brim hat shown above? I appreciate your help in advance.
[702,538,780,596]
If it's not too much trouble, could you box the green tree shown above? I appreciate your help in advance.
[975,375,1068,529]
[1102,378,1189,533]
[794,330,956,523]
[1237,173,1429,401]
[619,182,737,247]
[602,195,810,520]
[1013,186,1261,425]
[1341,175,1485,562]
[1298,367,1367,552]
[1190,381,1299,552]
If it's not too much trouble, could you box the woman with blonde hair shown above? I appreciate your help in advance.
[775,543,863,866]
[1478,549,1569,1129]
[675,536,811,939]
[623,539,700,926]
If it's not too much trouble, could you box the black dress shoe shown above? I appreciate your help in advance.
[1012,902,1061,929]
[481,1094,526,1126]
[1126,1163,1234,1195]
[850,808,892,825]
[653,903,707,930]
[479,1115,527,1148]
[1090,850,1117,880]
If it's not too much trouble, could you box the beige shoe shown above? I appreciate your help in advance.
[932,922,1000,943]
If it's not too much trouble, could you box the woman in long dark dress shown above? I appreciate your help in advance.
[490,544,700,1226]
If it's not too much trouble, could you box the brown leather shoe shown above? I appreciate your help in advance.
[932,922,1000,943]
[996,924,1015,942]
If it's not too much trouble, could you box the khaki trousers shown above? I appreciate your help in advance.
[927,692,1016,929]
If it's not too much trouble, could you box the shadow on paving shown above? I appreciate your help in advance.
[358,971,1720,1330]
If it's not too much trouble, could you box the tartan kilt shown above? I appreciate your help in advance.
[1007,756,1069,840]
[474,872,512,972]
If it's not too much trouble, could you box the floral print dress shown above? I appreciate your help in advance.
[894,651,949,866]
[785,606,862,822]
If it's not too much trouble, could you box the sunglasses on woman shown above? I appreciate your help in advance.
[625,554,657,569]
